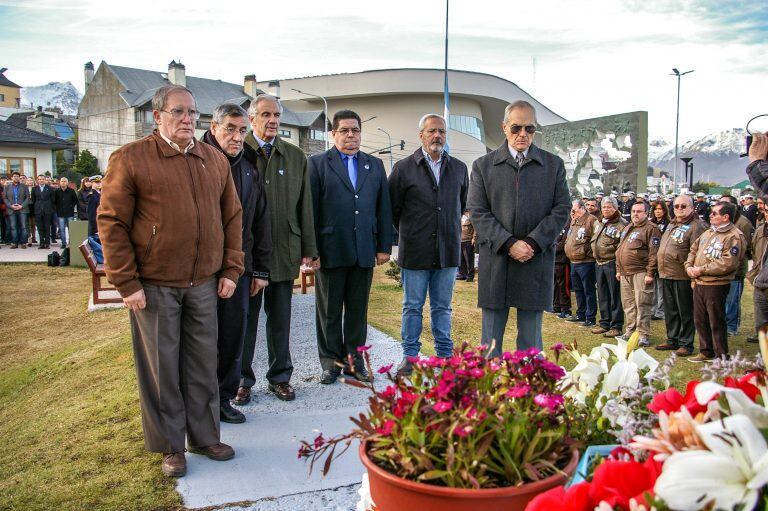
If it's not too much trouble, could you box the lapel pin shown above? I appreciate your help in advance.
[278,169,285,175]
[364,164,370,170]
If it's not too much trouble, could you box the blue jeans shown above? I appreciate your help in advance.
[571,262,597,322]
[726,279,744,334]
[8,211,27,245]
[58,216,73,247]
[401,267,457,358]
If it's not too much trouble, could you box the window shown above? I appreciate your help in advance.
[309,129,326,141]
[196,121,211,130]
[0,93,5,102]
[278,129,291,138]
[134,109,154,123]
[448,114,485,142]
[0,157,36,177]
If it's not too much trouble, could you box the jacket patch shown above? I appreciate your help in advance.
[731,246,739,255]
[671,225,689,243]
[576,227,586,240]
[629,231,640,242]
[704,240,724,260]
[652,237,660,246]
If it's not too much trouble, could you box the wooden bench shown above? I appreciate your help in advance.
[293,266,315,294]
[79,240,123,305]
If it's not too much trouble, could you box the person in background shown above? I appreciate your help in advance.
[585,197,602,221]
[564,199,599,327]
[77,177,93,221]
[52,177,77,249]
[591,196,626,338]
[719,195,754,337]
[747,197,768,344]
[457,209,477,282]
[3,171,29,249]
[31,174,54,249]
[553,218,572,319]
[86,175,104,263]
[694,192,711,223]
[650,200,671,321]
[25,176,36,246]
[686,201,746,362]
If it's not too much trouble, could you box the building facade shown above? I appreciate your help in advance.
[0,68,21,109]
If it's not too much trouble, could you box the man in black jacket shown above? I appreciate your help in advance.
[202,104,272,423]
[31,174,54,248]
[52,177,78,248]
[389,114,468,375]
[309,110,393,384]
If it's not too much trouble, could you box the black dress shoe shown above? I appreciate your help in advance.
[320,369,341,385]
[268,382,295,401]
[220,401,246,423]
[343,364,370,383]
[396,358,413,378]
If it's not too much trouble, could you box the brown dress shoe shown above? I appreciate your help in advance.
[161,452,187,477]
[602,329,622,338]
[688,353,714,363]
[188,442,235,461]
[591,326,608,334]
[232,386,251,406]
[655,342,678,351]
[675,347,694,356]
[268,382,295,401]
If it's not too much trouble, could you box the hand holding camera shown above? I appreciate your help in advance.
[750,132,768,163]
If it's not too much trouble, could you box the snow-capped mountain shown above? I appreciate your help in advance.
[649,129,748,186]
[20,81,82,115]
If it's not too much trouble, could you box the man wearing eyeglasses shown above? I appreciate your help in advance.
[655,195,707,356]
[388,113,468,376]
[685,201,746,362]
[202,103,272,425]
[98,85,244,477]
[468,100,570,356]
[309,110,392,383]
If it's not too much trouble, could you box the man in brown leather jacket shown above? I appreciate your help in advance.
[591,196,626,338]
[99,85,244,477]
[615,201,661,347]
[747,198,768,343]
[655,195,707,356]
[685,201,746,361]
[565,199,599,327]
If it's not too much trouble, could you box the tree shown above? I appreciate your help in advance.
[691,181,719,194]
[72,149,99,176]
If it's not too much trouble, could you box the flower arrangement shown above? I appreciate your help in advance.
[298,342,576,490]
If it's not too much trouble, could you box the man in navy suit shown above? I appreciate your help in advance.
[31,174,54,248]
[309,110,393,384]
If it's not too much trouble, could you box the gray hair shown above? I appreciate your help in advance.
[418,113,446,130]
[504,100,537,124]
[213,103,248,124]
[673,194,694,207]
[572,199,586,209]
[248,93,283,116]
[602,196,619,209]
[152,84,195,112]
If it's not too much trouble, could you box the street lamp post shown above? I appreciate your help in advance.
[291,88,329,150]
[671,68,694,192]
[377,127,394,172]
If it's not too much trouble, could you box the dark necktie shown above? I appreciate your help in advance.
[516,153,525,167]
[263,143,272,159]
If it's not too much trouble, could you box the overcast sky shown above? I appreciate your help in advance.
[1,0,766,142]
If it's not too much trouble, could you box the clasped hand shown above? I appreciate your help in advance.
[508,240,533,262]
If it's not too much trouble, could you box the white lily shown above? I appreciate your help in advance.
[601,337,659,377]
[655,414,768,511]
[695,381,768,428]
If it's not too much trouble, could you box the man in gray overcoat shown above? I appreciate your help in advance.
[468,100,570,356]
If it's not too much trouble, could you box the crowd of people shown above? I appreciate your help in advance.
[46,79,767,478]
[1,172,103,252]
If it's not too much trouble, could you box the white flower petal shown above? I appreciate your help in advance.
[655,451,753,511]
[628,348,659,374]
[601,360,639,396]
[695,383,768,428]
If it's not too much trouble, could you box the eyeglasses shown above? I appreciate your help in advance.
[222,126,248,137]
[334,128,361,135]
[509,124,537,135]
[162,108,201,120]
[710,211,722,217]
[673,204,689,209]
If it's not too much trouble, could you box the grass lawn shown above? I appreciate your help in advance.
[0,263,760,510]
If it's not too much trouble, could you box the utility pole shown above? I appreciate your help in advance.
[377,127,394,172]
[443,0,450,141]
[671,68,693,192]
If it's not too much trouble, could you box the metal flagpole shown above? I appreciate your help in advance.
[443,0,450,148]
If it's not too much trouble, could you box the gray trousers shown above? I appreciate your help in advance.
[755,288,768,332]
[130,279,220,453]
[481,307,543,357]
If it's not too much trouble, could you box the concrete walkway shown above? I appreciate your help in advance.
[176,293,403,510]
[0,241,60,263]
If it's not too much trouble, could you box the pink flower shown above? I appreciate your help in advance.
[533,393,564,411]
[433,401,453,413]
[469,368,484,378]
[380,385,397,399]
[505,384,531,398]
[453,424,471,437]
[519,364,535,375]
[377,364,393,374]
[313,433,325,448]
[551,342,565,353]
[539,359,566,380]
[502,351,514,361]
[356,345,371,353]
[377,420,395,436]
[525,347,541,357]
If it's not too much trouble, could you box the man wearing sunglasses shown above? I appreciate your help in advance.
[468,100,570,356]
[655,194,707,356]
[98,85,245,477]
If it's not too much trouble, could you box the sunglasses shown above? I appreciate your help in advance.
[509,124,537,135]
[673,204,689,209]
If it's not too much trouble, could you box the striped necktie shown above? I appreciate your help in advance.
[516,153,525,167]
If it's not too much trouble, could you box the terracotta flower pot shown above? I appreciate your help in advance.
[359,442,579,511]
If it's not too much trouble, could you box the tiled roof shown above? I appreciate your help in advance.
[0,119,74,149]
[0,73,21,89]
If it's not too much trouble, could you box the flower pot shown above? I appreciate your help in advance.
[359,442,580,511]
